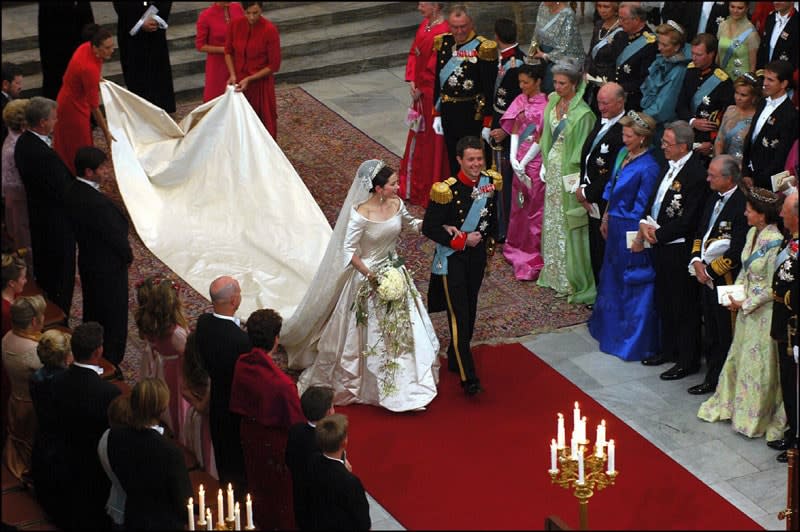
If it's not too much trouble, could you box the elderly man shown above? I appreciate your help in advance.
[14,96,76,316]
[687,155,748,395]
[195,276,252,491]
[638,121,709,379]
[576,82,626,285]
[676,33,733,166]
[615,2,657,112]
[432,4,498,175]
[769,191,798,463]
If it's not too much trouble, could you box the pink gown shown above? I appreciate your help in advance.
[398,18,451,207]
[195,2,245,102]
[500,92,548,280]
[143,325,189,440]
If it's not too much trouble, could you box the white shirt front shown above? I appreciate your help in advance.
[646,152,692,236]
[31,129,52,148]
[698,2,714,35]
[769,10,793,59]
[212,312,241,327]
[582,110,624,185]
[751,93,787,141]
[73,362,104,375]
[77,177,101,191]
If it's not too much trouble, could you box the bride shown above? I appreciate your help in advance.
[282,160,441,412]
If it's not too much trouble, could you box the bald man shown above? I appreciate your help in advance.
[576,82,627,286]
[195,276,252,491]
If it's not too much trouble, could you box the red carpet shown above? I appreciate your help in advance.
[339,343,762,530]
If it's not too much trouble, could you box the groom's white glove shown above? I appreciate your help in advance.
[481,127,492,144]
[432,116,444,136]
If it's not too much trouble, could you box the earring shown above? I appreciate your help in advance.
[380,194,385,203]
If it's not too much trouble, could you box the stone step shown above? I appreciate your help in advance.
[5,1,417,101]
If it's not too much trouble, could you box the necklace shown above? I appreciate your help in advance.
[557,97,572,119]
[425,16,443,32]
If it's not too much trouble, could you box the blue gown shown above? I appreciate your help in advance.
[589,148,661,361]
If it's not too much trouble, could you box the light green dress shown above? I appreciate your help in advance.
[717,18,760,81]
[537,84,596,304]
[697,224,787,440]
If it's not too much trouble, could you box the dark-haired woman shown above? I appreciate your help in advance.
[53,25,115,175]
[698,188,787,440]
[283,160,440,412]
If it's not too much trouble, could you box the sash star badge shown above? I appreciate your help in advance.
[768,116,776,125]
[702,95,711,106]
[463,79,474,90]
[600,143,610,154]
[497,87,507,96]
[479,220,489,232]
[497,96,506,107]
[671,180,682,192]
[448,75,458,87]
[733,58,742,67]
[595,156,606,167]
[623,64,631,74]
[480,207,489,218]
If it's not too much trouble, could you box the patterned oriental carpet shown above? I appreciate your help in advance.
[87,87,590,383]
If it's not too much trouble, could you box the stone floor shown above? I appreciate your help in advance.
[301,13,787,531]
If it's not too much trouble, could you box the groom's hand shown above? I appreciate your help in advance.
[465,231,482,247]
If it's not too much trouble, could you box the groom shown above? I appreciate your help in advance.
[423,135,500,396]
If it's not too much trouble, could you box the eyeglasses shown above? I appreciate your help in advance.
[660,140,677,148]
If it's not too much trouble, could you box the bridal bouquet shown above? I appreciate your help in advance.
[352,252,416,396]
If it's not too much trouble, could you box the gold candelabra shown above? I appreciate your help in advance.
[547,403,618,530]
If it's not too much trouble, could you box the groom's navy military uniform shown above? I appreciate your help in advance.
[422,169,500,394]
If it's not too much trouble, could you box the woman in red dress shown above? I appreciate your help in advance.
[225,1,281,138]
[398,2,450,207]
[53,25,115,175]
[196,2,246,102]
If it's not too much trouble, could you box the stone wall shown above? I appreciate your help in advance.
[460,2,541,46]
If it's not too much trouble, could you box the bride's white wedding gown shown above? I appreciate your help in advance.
[295,201,440,412]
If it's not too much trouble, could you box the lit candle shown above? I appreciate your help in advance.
[557,413,566,449]
[596,419,606,448]
[573,401,580,430]
[578,446,585,484]
[570,431,578,459]
[246,493,254,529]
[188,497,195,531]
[550,439,558,471]
[607,439,615,473]
[217,489,225,527]
[206,508,213,531]
[198,485,206,525]
[235,502,241,530]
[227,483,235,521]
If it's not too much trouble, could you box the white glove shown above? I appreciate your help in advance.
[481,127,492,143]
[510,157,525,176]
[432,116,444,136]
[539,162,547,183]
[520,142,541,168]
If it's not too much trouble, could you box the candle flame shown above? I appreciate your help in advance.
[228,483,232,490]
[551,438,556,444]
[558,412,563,418]
[247,493,251,502]
[189,497,193,504]
[236,502,240,510]
[574,401,579,408]
[199,484,204,493]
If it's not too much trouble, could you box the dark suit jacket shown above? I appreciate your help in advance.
[676,65,734,145]
[306,453,371,531]
[108,426,192,530]
[63,180,133,273]
[691,186,748,284]
[286,422,319,529]
[579,120,624,208]
[490,45,527,131]
[645,153,709,245]
[756,8,799,71]
[660,2,729,42]
[52,364,121,529]
[740,98,799,189]
[195,313,251,415]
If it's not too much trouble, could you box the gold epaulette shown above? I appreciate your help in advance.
[477,37,498,61]
[687,61,696,68]
[692,239,702,254]
[714,68,729,81]
[485,169,503,192]
[755,68,765,77]
[430,178,456,204]
[434,33,450,51]
[710,255,734,277]
[643,31,656,44]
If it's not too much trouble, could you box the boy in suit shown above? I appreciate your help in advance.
[307,414,370,531]
[286,386,335,530]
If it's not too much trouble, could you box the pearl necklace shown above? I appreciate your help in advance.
[425,16,443,32]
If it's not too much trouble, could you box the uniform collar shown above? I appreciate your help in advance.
[457,170,479,187]
[500,43,518,59]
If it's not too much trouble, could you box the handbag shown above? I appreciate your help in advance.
[405,99,425,133]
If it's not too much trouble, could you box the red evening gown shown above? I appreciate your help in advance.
[398,19,450,207]
[225,16,281,138]
[54,41,102,175]
[196,2,245,102]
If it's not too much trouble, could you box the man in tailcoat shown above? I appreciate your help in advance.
[576,82,626,286]
[687,155,748,395]
[488,17,525,242]
[741,60,798,190]
[639,122,709,379]
[769,191,798,463]
[423,136,500,397]
[756,2,799,72]
[13,97,76,316]
[660,1,729,43]
[432,4,498,175]
[676,34,734,168]
[63,147,133,367]
[615,3,657,112]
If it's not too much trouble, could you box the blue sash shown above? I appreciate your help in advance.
[724,118,750,145]
[720,27,754,69]
[591,26,623,59]
[691,72,723,114]
[436,38,481,111]
[519,121,538,142]
[432,174,491,275]
[551,114,568,141]
[608,148,628,194]
[774,243,792,272]
[744,239,782,271]
[616,34,648,67]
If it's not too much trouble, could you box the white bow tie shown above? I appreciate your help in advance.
[668,161,680,170]
[601,118,609,125]
[776,14,789,24]
[767,98,781,108]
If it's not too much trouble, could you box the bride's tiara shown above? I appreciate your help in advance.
[666,19,685,34]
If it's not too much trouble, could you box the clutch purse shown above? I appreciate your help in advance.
[405,101,425,133]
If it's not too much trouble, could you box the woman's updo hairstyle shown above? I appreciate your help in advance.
[518,63,545,81]
[84,23,113,48]
[370,165,395,192]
